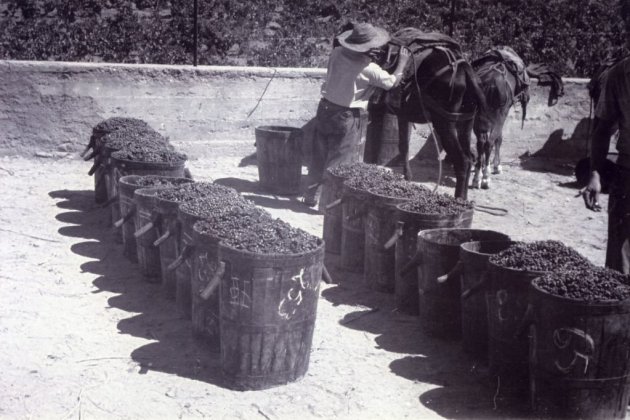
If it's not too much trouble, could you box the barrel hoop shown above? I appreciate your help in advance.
[533,367,630,388]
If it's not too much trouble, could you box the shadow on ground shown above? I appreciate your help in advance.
[322,252,531,419]
[214,176,320,215]
[50,188,224,387]
[408,158,458,188]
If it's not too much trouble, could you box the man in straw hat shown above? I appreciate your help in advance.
[303,22,411,207]
[582,0,630,273]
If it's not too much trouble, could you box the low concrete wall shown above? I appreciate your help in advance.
[0,60,592,161]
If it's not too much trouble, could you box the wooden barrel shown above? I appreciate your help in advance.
[117,175,192,263]
[153,192,191,300]
[255,126,303,195]
[529,279,630,419]
[364,191,410,292]
[459,240,514,361]
[133,187,163,281]
[394,205,474,315]
[191,222,222,345]
[110,153,187,244]
[487,261,547,397]
[417,228,510,339]
[219,240,325,390]
[174,207,204,320]
[365,110,399,166]
[320,169,345,255]
[340,183,372,273]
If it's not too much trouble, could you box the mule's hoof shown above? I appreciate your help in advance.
[481,180,490,189]
[471,178,481,189]
[493,165,502,175]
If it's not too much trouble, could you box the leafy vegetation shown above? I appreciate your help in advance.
[0,0,627,77]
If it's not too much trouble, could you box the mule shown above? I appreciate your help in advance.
[471,48,564,189]
[369,28,487,200]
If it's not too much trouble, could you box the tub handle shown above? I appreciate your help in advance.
[384,221,404,250]
[399,252,424,277]
[153,228,171,247]
[437,261,464,284]
[513,303,535,340]
[461,272,488,299]
[84,149,97,161]
[113,207,136,228]
[134,213,161,238]
[322,265,334,284]
[100,193,119,208]
[87,160,102,176]
[167,244,194,272]
[81,141,93,158]
[200,261,225,300]
[325,198,343,211]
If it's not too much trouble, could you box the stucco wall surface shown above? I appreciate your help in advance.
[0,60,592,161]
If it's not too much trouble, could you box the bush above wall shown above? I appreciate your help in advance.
[0,0,626,77]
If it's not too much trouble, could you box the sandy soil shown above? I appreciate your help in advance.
[0,145,610,420]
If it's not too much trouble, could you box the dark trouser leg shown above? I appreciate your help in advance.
[606,167,630,273]
[305,101,361,204]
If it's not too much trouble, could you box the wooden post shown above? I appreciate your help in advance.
[449,0,456,37]
[193,0,199,66]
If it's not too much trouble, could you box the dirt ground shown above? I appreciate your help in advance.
[0,143,610,419]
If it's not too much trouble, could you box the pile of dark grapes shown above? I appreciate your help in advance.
[129,175,192,188]
[489,240,593,272]
[112,147,186,164]
[179,190,254,219]
[534,267,630,302]
[102,127,171,153]
[155,182,237,204]
[399,192,474,215]
[89,117,153,150]
[93,117,152,135]
[328,162,395,179]
[195,207,321,254]
[341,164,429,200]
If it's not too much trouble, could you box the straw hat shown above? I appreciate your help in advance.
[337,23,390,53]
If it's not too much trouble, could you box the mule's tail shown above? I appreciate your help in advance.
[463,62,489,116]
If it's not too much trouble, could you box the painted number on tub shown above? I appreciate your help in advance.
[229,276,251,309]
[553,327,595,375]
[278,268,319,320]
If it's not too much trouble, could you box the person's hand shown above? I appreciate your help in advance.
[581,171,602,211]
[399,46,411,62]
[393,47,410,80]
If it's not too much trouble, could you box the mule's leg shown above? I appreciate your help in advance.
[493,135,503,174]
[481,140,491,189]
[456,119,474,198]
[397,117,412,180]
[435,123,470,199]
[472,136,483,189]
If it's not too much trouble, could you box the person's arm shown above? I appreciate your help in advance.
[583,117,616,211]
[583,67,621,211]
[391,47,411,87]
[364,47,411,90]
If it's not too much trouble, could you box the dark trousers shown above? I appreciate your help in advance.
[607,165,630,273]
[307,99,367,188]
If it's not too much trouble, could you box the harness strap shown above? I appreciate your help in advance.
[421,93,476,122]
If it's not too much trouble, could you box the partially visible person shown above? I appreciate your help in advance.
[583,54,630,273]
[303,22,410,207]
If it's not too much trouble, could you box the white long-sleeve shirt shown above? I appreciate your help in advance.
[321,47,397,110]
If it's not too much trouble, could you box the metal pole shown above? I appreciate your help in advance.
[193,0,198,66]
[449,0,456,37]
